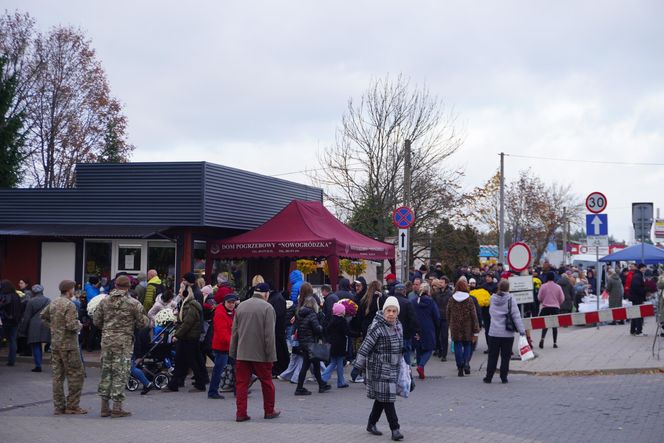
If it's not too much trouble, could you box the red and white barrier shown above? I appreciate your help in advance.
[523,304,656,330]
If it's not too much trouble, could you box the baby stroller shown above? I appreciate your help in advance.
[127,322,176,391]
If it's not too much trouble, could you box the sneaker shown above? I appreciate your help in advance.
[264,410,281,419]
[318,384,332,393]
[208,393,224,399]
[31,367,42,372]
[353,376,364,383]
[140,383,153,395]
[276,375,286,381]
[236,415,251,422]
[337,384,349,388]
[294,388,312,396]
[634,333,648,337]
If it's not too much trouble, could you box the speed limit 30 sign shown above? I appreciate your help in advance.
[586,192,607,214]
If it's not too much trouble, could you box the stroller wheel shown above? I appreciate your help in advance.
[126,376,140,392]
[153,373,170,390]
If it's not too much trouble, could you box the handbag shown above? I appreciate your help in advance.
[505,297,516,332]
[308,342,331,361]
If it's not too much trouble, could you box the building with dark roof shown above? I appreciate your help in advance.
[0,162,322,297]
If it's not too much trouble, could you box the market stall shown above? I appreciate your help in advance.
[205,200,396,290]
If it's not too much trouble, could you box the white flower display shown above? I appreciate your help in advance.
[154,308,176,326]
[87,294,106,317]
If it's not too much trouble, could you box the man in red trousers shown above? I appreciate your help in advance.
[230,282,280,421]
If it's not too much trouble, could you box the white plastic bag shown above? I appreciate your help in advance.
[396,358,411,398]
[519,335,535,361]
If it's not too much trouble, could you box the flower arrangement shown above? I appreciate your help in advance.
[339,259,367,279]
[469,288,491,308]
[339,298,358,317]
[86,294,106,317]
[154,308,176,326]
[296,259,318,276]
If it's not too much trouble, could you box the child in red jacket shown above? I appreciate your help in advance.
[208,293,238,399]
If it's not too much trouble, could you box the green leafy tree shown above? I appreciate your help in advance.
[0,55,24,187]
[430,219,480,275]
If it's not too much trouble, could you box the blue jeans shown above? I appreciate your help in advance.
[31,343,42,368]
[453,341,473,369]
[208,350,229,396]
[416,349,432,368]
[131,358,151,387]
[402,338,413,365]
[321,356,346,386]
[6,325,17,365]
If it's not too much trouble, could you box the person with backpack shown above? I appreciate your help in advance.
[143,269,164,312]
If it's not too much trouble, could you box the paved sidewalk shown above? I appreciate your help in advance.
[3,317,663,376]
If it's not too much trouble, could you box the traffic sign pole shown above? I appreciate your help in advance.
[586,191,608,330]
[392,206,416,283]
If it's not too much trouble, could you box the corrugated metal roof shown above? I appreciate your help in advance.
[0,162,323,230]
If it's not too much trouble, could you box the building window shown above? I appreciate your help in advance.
[148,241,176,290]
[193,240,207,277]
[84,241,112,283]
[118,243,142,273]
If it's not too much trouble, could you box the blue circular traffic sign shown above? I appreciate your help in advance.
[392,206,415,229]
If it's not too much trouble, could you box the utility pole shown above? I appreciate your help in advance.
[403,139,412,282]
[562,207,568,265]
[499,152,505,266]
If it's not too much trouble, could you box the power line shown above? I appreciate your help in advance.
[505,153,664,167]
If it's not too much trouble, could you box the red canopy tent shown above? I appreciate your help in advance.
[206,200,396,290]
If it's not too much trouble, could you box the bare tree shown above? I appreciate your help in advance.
[506,170,583,263]
[315,74,463,247]
[1,11,133,188]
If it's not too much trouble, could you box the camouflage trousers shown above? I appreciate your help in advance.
[52,349,85,411]
[97,346,131,402]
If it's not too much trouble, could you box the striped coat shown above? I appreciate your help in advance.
[354,311,403,403]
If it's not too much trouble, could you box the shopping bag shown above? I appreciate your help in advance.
[601,290,609,300]
[397,358,412,398]
[519,335,535,361]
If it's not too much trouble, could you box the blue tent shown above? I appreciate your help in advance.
[599,243,664,264]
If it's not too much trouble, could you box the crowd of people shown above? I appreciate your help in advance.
[1,259,662,438]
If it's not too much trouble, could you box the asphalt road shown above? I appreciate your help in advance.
[1,361,663,443]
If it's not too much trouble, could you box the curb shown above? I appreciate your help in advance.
[1,355,102,368]
[510,367,664,376]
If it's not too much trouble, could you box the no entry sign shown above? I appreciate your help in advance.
[507,242,531,272]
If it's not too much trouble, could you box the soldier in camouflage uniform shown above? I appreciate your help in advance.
[93,275,149,418]
[40,280,87,415]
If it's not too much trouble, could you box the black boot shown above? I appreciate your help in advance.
[464,364,470,375]
[367,423,383,436]
[391,429,404,441]
[458,368,464,377]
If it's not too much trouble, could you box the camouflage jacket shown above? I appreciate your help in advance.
[40,295,81,351]
[93,289,149,349]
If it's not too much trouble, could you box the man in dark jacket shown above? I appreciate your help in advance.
[432,277,453,360]
[321,284,339,323]
[164,278,207,393]
[381,284,419,365]
[267,285,289,375]
[335,278,355,302]
[630,263,647,336]
[557,271,574,313]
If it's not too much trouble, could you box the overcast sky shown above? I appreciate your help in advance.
[7,0,664,243]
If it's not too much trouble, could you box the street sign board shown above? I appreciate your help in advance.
[508,275,534,305]
[507,242,531,272]
[587,236,609,247]
[632,202,654,241]
[585,192,607,214]
[655,220,664,239]
[586,214,608,236]
[398,229,408,251]
[392,206,415,229]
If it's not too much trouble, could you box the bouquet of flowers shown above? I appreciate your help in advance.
[469,288,491,308]
[86,294,106,317]
[154,308,176,326]
[339,298,358,317]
